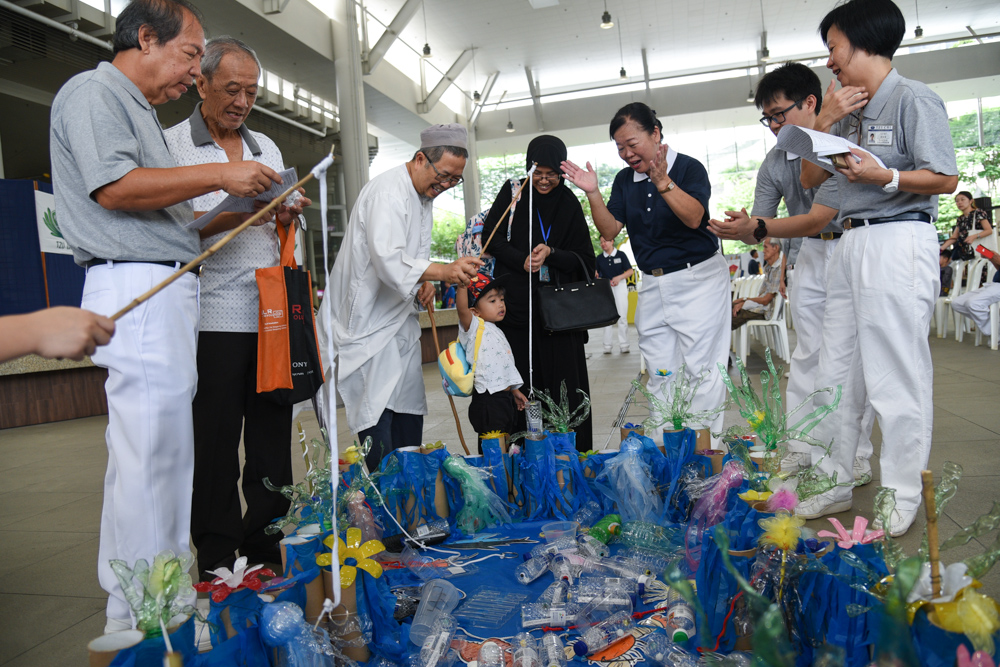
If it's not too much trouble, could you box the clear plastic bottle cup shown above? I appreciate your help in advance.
[477,641,504,667]
[541,633,567,667]
[512,632,540,667]
[409,579,461,646]
[576,534,610,559]
[527,400,544,435]
[538,580,568,605]
[550,555,575,583]
[573,501,603,528]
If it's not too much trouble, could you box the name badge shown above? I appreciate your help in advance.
[866,124,893,146]
[613,258,621,264]
[539,265,550,283]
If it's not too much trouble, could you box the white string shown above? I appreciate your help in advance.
[525,164,537,396]
[313,152,341,608]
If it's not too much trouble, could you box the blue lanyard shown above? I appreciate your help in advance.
[537,210,551,245]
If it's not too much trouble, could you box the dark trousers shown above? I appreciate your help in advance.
[469,389,517,453]
[359,409,424,473]
[192,331,292,576]
[731,309,767,329]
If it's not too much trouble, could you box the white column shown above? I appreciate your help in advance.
[332,0,370,214]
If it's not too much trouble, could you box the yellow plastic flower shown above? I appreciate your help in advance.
[422,441,446,452]
[758,512,805,551]
[747,410,766,429]
[739,490,772,503]
[315,527,385,588]
[923,587,1000,655]
[342,446,361,464]
[482,430,505,439]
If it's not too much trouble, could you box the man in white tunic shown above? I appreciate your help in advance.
[324,124,481,471]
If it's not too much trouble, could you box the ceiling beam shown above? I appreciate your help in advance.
[470,71,499,127]
[364,0,422,74]
[417,48,473,114]
[525,67,544,132]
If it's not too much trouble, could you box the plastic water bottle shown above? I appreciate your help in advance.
[527,536,579,561]
[572,611,633,656]
[588,515,622,544]
[550,555,576,583]
[643,633,696,667]
[578,574,640,599]
[573,501,603,528]
[538,580,568,605]
[477,641,504,667]
[419,614,457,667]
[520,602,579,629]
[541,633,567,667]
[576,534,610,559]
[347,491,382,542]
[383,518,450,553]
[617,522,680,553]
[516,553,553,584]
[665,589,696,643]
[569,579,636,613]
[512,632,540,667]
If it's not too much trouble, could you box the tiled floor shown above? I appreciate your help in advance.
[2,326,999,664]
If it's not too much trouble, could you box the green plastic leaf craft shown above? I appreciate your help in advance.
[441,455,511,534]
[264,426,334,534]
[632,364,726,431]
[108,551,197,638]
[533,380,591,434]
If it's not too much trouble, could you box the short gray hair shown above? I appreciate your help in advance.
[764,237,781,248]
[202,36,261,81]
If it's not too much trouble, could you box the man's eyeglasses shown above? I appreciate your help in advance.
[759,101,802,127]
[423,153,464,186]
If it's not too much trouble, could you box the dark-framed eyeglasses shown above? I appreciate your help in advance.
[423,152,464,186]
[759,101,802,127]
[533,170,561,183]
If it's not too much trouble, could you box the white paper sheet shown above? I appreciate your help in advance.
[186,167,298,230]
[775,125,886,174]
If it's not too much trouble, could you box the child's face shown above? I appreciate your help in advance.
[471,290,506,322]
[940,255,950,267]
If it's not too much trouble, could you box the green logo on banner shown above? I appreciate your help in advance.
[43,208,62,238]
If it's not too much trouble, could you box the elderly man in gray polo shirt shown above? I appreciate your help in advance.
[50,0,279,632]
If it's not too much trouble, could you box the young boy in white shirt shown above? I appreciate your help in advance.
[457,272,528,448]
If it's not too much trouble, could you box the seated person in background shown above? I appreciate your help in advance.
[951,251,1000,330]
[456,272,528,450]
[940,250,954,297]
[747,249,761,275]
[731,238,782,329]
[442,281,456,308]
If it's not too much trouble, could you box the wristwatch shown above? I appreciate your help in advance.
[753,218,768,243]
[658,180,675,194]
[882,168,900,193]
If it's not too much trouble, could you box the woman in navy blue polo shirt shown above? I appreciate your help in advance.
[562,102,730,441]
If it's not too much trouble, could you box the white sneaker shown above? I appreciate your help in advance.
[796,492,852,519]
[780,451,810,475]
[873,507,918,537]
[603,347,613,354]
[620,346,630,354]
[853,457,872,485]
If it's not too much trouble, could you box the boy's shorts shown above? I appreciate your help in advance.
[468,389,517,436]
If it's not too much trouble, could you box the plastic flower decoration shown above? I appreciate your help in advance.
[193,556,275,603]
[907,561,975,604]
[738,490,772,503]
[818,516,884,550]
[759,512,806,552]
[958,643,998,667]
[316,527,385,588]
[341,445,361,465]
[634,364,724,432]
[109,550,196,637]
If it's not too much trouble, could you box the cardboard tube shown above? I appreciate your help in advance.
[325,574,370,662]
[694,428,711,453]
[88,630,144,667]
[698,449,725,475]
[620,426,644,442]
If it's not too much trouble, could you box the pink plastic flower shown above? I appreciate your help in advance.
[958,644,997,667]
[816,516,884,549]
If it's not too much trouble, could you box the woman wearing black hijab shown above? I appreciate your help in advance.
[481,135,596,451]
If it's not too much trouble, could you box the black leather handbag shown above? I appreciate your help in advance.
[537,252,620,332]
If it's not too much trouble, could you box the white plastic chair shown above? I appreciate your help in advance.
[735,294,787,365]
[935,260,965,338]
[974,262,999,350]
[956,259,989,342]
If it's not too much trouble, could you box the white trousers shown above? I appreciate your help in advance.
[636,253,731,437]
[810,222,939,511]
[785,238,874,460]
[82,262,200,622]
[951,282,1000,330]
[603,280,630,350]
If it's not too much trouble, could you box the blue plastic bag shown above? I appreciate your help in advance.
[109,615,197,667]
[188,626,271,667]
[356,570,407,661]
[695,533,756,653]
[377,448,451,534]
[518,436,570,520]
[547,431,598,517]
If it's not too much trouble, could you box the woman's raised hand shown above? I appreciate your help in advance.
[561,160,599,194]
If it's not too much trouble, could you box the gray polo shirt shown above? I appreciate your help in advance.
[751,146,842,235]
[50,61,198,266]
[830,68,957,221]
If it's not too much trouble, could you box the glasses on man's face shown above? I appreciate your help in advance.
[759,101,801,127]
[424,153,463,186]
[533,171,561,183]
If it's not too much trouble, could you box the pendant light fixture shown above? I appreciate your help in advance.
[913,0,924,38]
[600,0,613,29]
[421,3,431,58]
[506,109,515,133]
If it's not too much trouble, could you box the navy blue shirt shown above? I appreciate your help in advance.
[606,151,717,273]
[596,249,632,279]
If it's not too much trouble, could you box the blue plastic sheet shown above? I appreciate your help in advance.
[910,608,1000,667]
[205,588,265,648]
[547,432,598,517]
[594,437,663,523]
[519,437,573,520]
[377,449,451,535]
[695,533,755,653]
[109,615,197,667]
[356,570,407,661]
[189,626,271,667]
